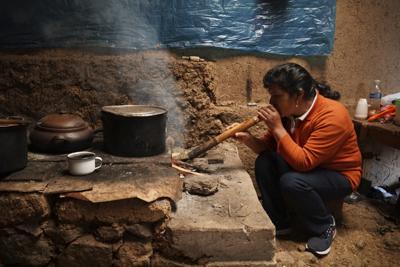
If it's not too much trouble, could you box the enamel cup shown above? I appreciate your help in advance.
[67,151,102,176]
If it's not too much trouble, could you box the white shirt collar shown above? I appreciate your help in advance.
[296,92,318,121]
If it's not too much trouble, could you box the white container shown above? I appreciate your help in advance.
[67,151,102,176]
[354,98,368,119]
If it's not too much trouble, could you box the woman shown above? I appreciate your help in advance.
[234,63,361,256]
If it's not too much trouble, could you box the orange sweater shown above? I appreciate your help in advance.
[263,94,362,191]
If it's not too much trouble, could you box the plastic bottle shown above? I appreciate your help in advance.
[354,98,368,119]
[368,80,383,116]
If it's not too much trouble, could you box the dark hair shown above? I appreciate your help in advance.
[263,63,340,100]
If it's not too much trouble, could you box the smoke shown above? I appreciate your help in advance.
[67,0,186,144]
[1,0,186,144]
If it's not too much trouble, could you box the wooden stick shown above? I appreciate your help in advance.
[180,116,260,161]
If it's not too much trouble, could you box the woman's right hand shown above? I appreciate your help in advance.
[226,123,267,154]
[233,131,253,144]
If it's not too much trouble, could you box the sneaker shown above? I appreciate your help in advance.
[305,216,336,256]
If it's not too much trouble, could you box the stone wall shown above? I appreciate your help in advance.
[0,192,172,266]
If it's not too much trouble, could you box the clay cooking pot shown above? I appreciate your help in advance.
[30,112,94,153]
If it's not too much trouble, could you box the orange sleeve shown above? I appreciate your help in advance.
[276,112,352,171]
[259,131,277,151]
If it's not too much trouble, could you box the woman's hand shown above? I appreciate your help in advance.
[257,105,287,140]
[226,123,252,144]
[257,105,282,129]
[233,131,253,144]
[226,122,268,154]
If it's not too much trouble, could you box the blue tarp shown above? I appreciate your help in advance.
[0,0,336,56]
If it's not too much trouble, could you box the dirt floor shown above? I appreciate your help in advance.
[274,199,400,267]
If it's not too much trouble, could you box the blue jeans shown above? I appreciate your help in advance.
[255,150,352,235]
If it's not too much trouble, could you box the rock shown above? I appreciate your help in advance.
[275,251,295,265]
[55,198,96,224]
[355,239,366,250]
[57,235,113,267]
[296,260,309,267]
[292,250,317,265]
[16,222,43,238]
[0,192,50,227]
[0,228,55,266]
[96,198,172,224]
[43,220,85,245]
[124,223,153,240]
[297,245,306,252]
[56,198,172,224]
[58,224,86,244]
[112,240,123,253]
[383,232,400,251]
[94,224,124,243]
[184,174,219,196]
[151,253,193,267]
[114,240,153,267]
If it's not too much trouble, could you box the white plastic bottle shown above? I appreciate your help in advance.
[368,80,383,116]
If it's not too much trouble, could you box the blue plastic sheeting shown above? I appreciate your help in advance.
[0,0,336,56]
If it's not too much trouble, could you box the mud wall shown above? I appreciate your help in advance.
[1,0,398,135]
[0,192,172,266]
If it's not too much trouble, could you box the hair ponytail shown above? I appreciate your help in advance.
[314,81,341,100]
[264,63,341,101]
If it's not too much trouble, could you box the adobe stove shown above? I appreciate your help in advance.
[0,51,275,267]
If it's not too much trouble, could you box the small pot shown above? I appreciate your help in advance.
[0,117,28,174]
[29,113,94,153]
[101,105,167,157]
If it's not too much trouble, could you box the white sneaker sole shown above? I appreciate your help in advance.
[305,229,336,256]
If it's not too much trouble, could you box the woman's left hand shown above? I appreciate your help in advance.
[257,105,285,136]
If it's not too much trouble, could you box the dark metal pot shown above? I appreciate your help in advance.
[0,118,28,174]
[101,105,167,157]
[29,113,94,154]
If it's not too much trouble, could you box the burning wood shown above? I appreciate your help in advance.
[171,158,203,176]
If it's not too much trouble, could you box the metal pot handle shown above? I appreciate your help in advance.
[4,116,30,125]
[7,115,24,121]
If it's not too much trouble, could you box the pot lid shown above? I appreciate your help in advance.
[36,113,89,132]
[102,105,167,117]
